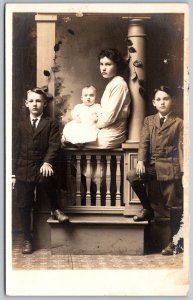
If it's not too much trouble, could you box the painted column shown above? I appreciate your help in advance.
[123,18,149,215]
[127,18,149,142]
[35,14,57,117]
[33,14,58,248]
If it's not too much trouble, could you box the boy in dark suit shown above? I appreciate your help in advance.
[12,87,69,254]
[127,85,183,255]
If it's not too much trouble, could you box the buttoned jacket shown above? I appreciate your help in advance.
[12,114,61,182]
[138,112,183,181]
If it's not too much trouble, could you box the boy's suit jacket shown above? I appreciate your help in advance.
[12,114,61,182]
[138,112,183,181]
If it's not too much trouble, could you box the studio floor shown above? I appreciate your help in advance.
[12,233,184,270]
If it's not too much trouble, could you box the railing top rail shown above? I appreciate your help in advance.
[61,147,125,155]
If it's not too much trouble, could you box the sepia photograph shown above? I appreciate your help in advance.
[5,2,189,296]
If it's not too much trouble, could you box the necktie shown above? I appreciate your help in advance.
[32,118,38,131]
[160,117,165,127]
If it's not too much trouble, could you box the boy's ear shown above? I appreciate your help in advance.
[152,99,156,107]
[25,100,29,107]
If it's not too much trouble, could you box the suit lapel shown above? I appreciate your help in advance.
[153,112,176,131]
[160,112,176,131]
[33,115,49,138]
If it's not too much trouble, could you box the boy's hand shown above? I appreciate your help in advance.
[12,178,16,190]
[40,162,53,177]
[136,161,145,178]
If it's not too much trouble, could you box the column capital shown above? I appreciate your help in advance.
[35,14,57,22]
[128,17,151,37]
[128,17,151,22]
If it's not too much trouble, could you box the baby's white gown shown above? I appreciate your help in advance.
[63,103,101,144]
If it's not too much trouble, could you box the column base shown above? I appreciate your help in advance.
[125,139,140,143]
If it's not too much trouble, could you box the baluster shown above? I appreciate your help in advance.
[66,155,72,204]
[95,155,101,206]
[106,155,111,206]
[115,155,122,206]
[85,155,91,206]
[76,155,81,205]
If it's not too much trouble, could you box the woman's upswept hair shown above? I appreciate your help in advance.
[98,48,128,76]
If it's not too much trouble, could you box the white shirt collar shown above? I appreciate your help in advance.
[30,113,43,126]
[159,112,170,120]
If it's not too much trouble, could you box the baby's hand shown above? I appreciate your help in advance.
[91,112,98,123]
[74,115,81,123]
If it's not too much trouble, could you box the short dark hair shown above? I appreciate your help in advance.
[98,48,127,76]
[27,87,53,101]
[153,85,174,99]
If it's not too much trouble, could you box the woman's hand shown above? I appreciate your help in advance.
[40,162,53,177]
[96,123,102,129]
[136,161,145,178]
[61,136,66,145]
[182,174,184,188]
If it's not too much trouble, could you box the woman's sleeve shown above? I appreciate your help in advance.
[97,81,130,128]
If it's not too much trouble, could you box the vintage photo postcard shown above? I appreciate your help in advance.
[5,2,189,296]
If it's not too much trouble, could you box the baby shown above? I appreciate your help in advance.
[62,85,101,146]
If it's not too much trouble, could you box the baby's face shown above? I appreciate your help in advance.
[81,87,96,106]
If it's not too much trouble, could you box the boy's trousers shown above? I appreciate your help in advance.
[127,165,183,209]
[16,175,59,240]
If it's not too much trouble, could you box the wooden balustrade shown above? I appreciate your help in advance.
[59,148,124,212]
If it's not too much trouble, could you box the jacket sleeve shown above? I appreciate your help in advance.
[97,81,129,128]
[178,120,183,173]
[43,120,61,165]
[137,117,150,162]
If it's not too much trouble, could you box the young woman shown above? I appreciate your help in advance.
[85,48,131,149]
